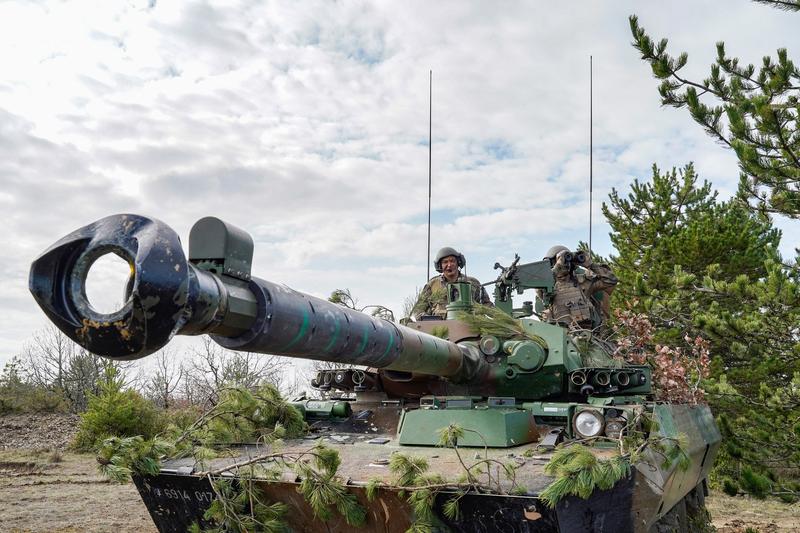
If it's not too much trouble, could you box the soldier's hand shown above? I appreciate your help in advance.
[555,250,569,266]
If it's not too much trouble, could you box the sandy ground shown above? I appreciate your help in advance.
[0,448,798,532]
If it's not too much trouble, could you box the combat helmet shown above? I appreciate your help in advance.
[434,246,466,273]
[544,244,569,265]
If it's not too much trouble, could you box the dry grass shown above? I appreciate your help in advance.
[706,491,800,532]
[0,449,156,533]
[47,448,63,463]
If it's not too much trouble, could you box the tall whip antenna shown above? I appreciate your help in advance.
[426,70,433,281]
[589,56,593,256]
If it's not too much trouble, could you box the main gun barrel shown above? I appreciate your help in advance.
[29,214,483,382]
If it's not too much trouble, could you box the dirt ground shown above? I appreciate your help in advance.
[0,448,156,533]
[706,492,800,533]
[0,414,798,532]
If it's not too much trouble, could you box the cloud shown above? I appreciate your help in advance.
[2,0,799,367]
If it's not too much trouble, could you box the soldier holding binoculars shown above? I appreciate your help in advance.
[542,245,617,329]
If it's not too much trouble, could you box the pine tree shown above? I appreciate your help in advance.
[630,12,800,218]
[603,161,784,382]
[605,163,780,303]
[754,1,800,11]
[627,7,800,499]
[605,164,799,499]
[687,259,800,501]
[603,164,781,353]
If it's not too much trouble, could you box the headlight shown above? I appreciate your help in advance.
[573,409,605,438]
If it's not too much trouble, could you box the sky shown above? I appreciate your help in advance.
[2,0,799,373]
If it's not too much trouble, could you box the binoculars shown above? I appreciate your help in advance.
[562,250,588,267]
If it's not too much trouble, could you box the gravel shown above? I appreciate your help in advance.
[0,413,80,451]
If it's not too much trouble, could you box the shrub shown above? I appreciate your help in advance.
[72,367,163,452]
[740,466,771,499]
[722,477,739,496]
[0,359,69,414]
[0,396,11,415]
[0,383,69,414]
[163,404,204,433]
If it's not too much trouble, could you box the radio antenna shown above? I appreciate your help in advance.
[426,69,433,281]
[589,56,593,256]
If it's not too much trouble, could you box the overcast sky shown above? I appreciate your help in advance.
[2,1,798,371]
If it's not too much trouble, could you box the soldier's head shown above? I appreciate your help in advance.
[544,245,569,267]
[434,246,465,282]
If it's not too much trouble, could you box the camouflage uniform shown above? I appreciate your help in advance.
[546,254,617,328]
[413,274,491,319]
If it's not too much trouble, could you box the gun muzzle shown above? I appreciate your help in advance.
[28,214,237,360]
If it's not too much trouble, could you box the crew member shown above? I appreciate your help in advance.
[542,245,617,328]
[413,247,491,319]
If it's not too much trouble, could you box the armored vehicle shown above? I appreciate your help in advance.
[29,214,720,532]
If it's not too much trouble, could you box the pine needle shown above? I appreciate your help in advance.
[457,304,543,342]
[365,477,383,501]
[540,445,631,508]
[442,495,463,521]
[436,424,465,447]
[430,326,449,339]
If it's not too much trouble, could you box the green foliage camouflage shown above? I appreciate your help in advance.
[539,445,630,508]
[359,424,528,533]
[295,444,366,526]
[411,284,447,318]
[190,479,289,533]
[429,326,449,339]
[95,384,370,531]
[186,442,364,532]
[328,288,357,309]
[173,384,307,450]
[386,452,449,532]
[457,303,541,342]
[537,414,692,509]
[96,435,173,483]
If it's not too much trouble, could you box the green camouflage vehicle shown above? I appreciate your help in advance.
[29,214,720,532]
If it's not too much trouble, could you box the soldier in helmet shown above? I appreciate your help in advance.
[412,246,492,319]
[542,245,617,329]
